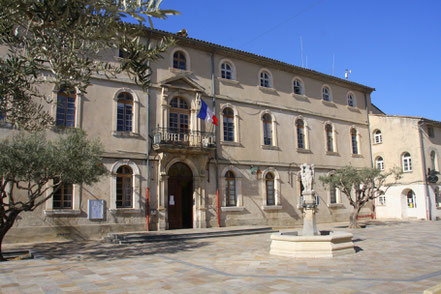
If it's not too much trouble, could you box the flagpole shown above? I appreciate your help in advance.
[211,53,221,228]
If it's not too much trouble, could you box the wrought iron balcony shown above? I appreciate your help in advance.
[152,127,216,151]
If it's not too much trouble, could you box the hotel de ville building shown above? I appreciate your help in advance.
[1,29,375,243]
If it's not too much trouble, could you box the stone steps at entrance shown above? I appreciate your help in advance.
[106,226,277,244]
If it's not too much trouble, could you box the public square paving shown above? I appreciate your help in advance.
[1,221,441,293]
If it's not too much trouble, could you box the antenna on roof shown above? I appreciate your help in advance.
[306,56,308,68]
[332,54,335,75]
[300,36,304,67]
[345,69,352,80]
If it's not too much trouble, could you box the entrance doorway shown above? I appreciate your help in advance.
[168,162,193,229]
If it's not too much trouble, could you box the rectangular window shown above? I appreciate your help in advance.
[352,135,358,154]
[223,116,234,142]
[329,186,339,204]
[53,183,73,209]
[56,95,75,127]
[297,128,305,149]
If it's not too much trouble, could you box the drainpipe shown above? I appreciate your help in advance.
[418,121,432,220]
[146,61,151,231]
[364,92,375,218]
[364,92,374,168]
[211,52,220,227]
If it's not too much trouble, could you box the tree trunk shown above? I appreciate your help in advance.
[0,210,20,262]
[349,205,362,228]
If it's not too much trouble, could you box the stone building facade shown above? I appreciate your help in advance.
[2,29,375,243]
[370,114,441,220]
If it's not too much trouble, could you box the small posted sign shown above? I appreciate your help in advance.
[88,199,104,220]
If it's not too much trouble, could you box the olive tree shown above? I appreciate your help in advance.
[0,0,178,130]
[319,166,402,228]
[0,130,107,261]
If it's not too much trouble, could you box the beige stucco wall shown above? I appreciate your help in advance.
[369,114,441,220]
[2,34,376,243]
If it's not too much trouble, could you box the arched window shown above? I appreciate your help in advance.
[351,128,358,155]
[169,97,189,137]
[56,87,76,127]
[116,92,133,132]
[322,86,331,101]
[430,151,437,171]
[406,190,416,208]
[325,124,334,152]
[402,152,412,172]
[347,93,355,107]
[53,181,73,209]
[116,166,133,208]
[374,130,382,144]
[221,62,233,80]
[296,119,305,149]
[293,79,303,95]
[262,113,272,145]
[265,173,275,206]
[225,171,236,207]
[173,51,186,70]
[223,107,234,142]
[260,71,271,88]
[376,156,384,170]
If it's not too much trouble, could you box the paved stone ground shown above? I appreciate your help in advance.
[1,220,441,293]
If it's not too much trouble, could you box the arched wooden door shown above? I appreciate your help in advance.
[168,162,193,229]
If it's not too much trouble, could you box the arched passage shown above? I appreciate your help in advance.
[167,162,193,229]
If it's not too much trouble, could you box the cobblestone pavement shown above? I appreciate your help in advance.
[1,221,441,293]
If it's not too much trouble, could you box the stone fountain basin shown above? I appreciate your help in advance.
[270,230,355,258]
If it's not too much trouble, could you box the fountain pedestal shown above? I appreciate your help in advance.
[269,163,355,258]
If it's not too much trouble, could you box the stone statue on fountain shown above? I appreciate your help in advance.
[299,163,319,235]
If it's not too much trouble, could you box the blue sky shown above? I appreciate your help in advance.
[151,0,441,120]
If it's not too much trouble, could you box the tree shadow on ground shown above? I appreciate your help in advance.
[28,239,210,261]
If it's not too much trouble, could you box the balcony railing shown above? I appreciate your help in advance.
[152,128,216,149]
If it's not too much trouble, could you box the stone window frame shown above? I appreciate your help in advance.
[373,129,383,144]
[220,103,240,145]
[321,84,333,102]
[292,77,305,96]
[375,156,385,170]
[261,168,282,211]
[324,121,337,154]
[220,165,244,212]
[112,88,140,137]
[170,47,191,72]
[350,127,360,155]
[109,159,141,213]
[44,182,81,216]
[219,58,236,81]
[51,86,83,129]
[295,115,310,151]
[401,152,412,173]
[347,91,357,107]
[258,68,273,89]
[260,110,278,149]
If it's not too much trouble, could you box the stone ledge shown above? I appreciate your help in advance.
[221,206,245,212]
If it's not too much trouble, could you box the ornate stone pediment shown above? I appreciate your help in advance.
[160,74,206,93]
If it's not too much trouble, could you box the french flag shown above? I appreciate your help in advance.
[197,99,218,126]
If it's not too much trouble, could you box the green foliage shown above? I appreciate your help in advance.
[0,130,107,206]
[0,130,107,260]
[0,0,178,130]
[319,166,402,228]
